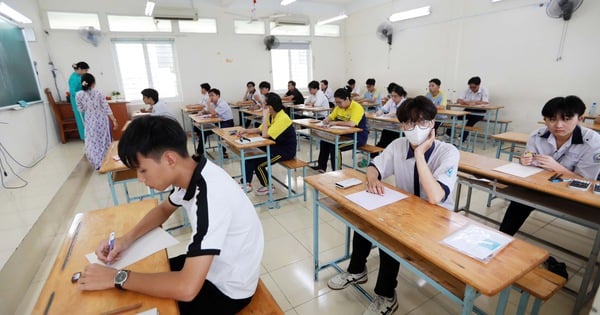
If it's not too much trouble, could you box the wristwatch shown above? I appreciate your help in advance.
[114,269,130,290]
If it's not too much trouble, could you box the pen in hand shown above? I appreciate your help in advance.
[107,231,115,265]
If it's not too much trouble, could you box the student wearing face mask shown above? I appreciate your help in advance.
[327,96,459,315]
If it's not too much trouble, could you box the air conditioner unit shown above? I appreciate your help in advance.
[273,16,308,26]
[152,7,198,21]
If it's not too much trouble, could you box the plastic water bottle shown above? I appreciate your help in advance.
[591,102,598,117]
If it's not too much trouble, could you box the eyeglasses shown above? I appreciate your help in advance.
[399,120,432,131]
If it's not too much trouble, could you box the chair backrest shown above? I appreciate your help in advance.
[45,88,74,121]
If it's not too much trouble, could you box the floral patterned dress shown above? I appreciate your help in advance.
[76,89,113,170]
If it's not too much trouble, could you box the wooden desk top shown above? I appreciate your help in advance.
[212,127,275,150]
[448,103,504,110]
[304,169,548,296]
[285,104,331,112]
[189,114,222,125]
[438,109,470,116]
[239,108,263,116]
[32,199,178,315]
[98,141,128,174]
[583,121,600,131]
[365,112,397,123]
[459,151,600,208]
[182,104,204,113]
[491,132,529,144]
[292,118,362,136]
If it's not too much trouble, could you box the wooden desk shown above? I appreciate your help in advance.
[32,199,178,315]
[448,103,504,150]
[491,132,529,161]
[285,104,330,120]
[305,169,548,315]
[457,152,600,314]
[189,114,222,159]
[583,121,600,132]
[292,118,362,170]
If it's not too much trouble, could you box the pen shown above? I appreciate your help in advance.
[548,173,558,181]
[108,231,115,263]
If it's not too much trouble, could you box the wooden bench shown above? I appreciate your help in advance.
[279,158,308,201]
[513,267,567,315]
[441,124,480,152]
[237,279,284,315]
[482,118,512,134]
[356,144,384,169]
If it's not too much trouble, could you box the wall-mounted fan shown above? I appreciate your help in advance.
[376,22,393,47]
[546,0,583,20]
[263,35,280,51]
[78,26,102,47]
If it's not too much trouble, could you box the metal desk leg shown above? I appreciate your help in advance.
[459,114,467,151]
[333,136,340,171]
[496,140,503,158]
[483,111,491,150]
[572,230,600,314]
[107,173,119,205]
[461,285,477,315]
[495,287,510,315]
[241,150,248,192]
[266,145,274,209]
[352,133,357,169]
[313,188,320,280]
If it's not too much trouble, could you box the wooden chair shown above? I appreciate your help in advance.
[45,88,79,143]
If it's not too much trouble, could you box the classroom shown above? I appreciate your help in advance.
[0,0,599,314]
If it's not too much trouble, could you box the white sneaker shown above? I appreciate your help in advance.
[254,186,275,196]
[327,270,368,290]
[362,293,398,315]
[239,183,252,193]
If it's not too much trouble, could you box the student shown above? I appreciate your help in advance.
[372,85,407,154]
[358,78,382,109]
[281,80,305,105]
[238,81,259,105]
[237,93,297,194]
[68,61,90,140]
[347,78,361,98]
[305,80,329,118]
[425,78,447,131]
[78,116,264,315]
[140,88,177,120]
[327,96,459,315]
[320,79,335,108]
[499,96,600,236]
[187,83,212,138]
[311,88,369,173]
[195,88,235,158]
[447,76,489,141]
[381,82,398,104]
[76,73,118,170]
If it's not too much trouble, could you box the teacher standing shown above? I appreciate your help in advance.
[69,61,89,140]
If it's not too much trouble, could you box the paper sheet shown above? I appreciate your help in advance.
[86,227,179,270]
[345,189,408,211]
[137,308,159,315]
[442,224,513,263]
[236,136,265,144]
[493,163,543,178]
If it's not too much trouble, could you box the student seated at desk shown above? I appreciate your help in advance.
[236,81,260,107]
[311,87,369,173]
[79,116,264,315]
[446,76,489,142]
[305,80,329,119]
[140,88,178,120]
[195,88,234,158]
[347,78,361,99]
[372,85,407,156]
[320,79,335,108]
[381,82,398,105]
[189,82,211,138]
[237,93,297,195]
[327,96,459,315]
[357,78,382,109]
[281,80,305,105]
[425,78,447,132]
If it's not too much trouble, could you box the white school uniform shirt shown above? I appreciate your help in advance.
[352,86,361,95]
[322,87,334,103]
[380,98,405,116]
[460,86,489,103]
[306,90,329,109]
[199,93,209,106]
[371,138,459,210]
[210,98,233,121]
[151,100,177,120]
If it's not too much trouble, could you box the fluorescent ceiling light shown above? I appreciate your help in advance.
[145,0,155,16]
[0,2,32,24]
[388,6,430,22]
[316,14,348,25]
[280,0,297,6]
[491,0,502,2]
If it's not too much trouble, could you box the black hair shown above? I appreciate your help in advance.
[396,96,437,123]
[200,83,211,91]
[118,115,189,169]
[541,96,586,120]
[467,76,481,85]
[246,81,255,88]
[429,78,441,86]
[141,88,159,103]
[72,61,89,70]
[366,78,376,86]
[288,80,296,86]
[308,80,319,90]
[347,79,356,85]
[209,88,221,96]
[320,80,328,86]
[80,73,95,91]
[265,92,284,112]
[392,85,407,97]
[259,81,271,90]
[333,87,352,101]
[386,82,398,94]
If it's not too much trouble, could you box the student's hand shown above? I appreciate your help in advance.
[366,166,384,195]
[262,107,270,117]
[78,264,118,291]
[413,129,436,157]
[533,155,566,173]
[95,236,128,265]
[376,110,383,116]
[237,129,247,136]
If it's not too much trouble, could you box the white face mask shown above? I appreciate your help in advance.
[403,127,432,146]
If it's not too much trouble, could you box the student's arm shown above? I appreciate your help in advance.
[533,155,579,178]
[413,130,446,204]
[206,102,217,117]
[261,108,270,138]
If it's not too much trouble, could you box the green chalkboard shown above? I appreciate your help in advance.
[0,17,41,108]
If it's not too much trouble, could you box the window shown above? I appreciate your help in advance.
[107,15,171,32]
[269,22,309,36]
[178,19,217,33]
[112,39,180,101]
[234,20,265,35]
[270,42,311,91]
[47,11,100,30]
[314,24,340,37]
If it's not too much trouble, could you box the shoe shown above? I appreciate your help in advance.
[362,293,398,315]
[310,166,325,174]
[239,183,252,193]
[544,256,568,280]
[255,186,276,196]
[327,270,368,290]
[358,158,369,168]
[222,152,229,159]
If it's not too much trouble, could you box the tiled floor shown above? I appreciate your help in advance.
[3,134,597,314]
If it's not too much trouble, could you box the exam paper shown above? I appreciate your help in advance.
[493,163,543,178]
[236,137,265,144]
[86,227,179,270]
[137,308,159,315]
[442,224,513,263]
[345,189,407,211]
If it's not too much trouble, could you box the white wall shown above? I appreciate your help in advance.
[344,0,600,132]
